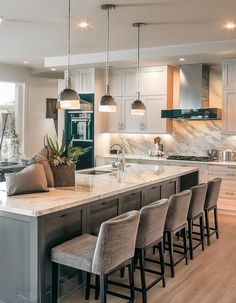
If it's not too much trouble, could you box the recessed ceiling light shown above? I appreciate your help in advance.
[179,58,185,61]
[23,61,29,64]
[0,18,3,24]
[225,22,236,30]
[50,68,57,71]
[77,20,90,29]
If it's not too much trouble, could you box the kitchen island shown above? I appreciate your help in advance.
[0,164,198,303]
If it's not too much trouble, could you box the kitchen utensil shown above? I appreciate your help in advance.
[222,150,236,161]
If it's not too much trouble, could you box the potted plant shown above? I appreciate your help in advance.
[45,131,90,187]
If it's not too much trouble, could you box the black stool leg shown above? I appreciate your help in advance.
[205,209,211,246]
[188,219,193,260]
[85,272,91,300]
[214,207,219,239]
[183,226,188,265]
[120,267,125,278]
[100,275,108,303]
[52,262,58,303]
[95,275,100,300]
[128,262,135,302]
[158,241,165,287]
[139,249,147,303]
[167,231,175,278]
[200,215,205,251]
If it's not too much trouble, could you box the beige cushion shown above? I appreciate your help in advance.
[28,148,54,187]
[5,163,49,196]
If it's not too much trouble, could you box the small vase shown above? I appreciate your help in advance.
[51,163,76,187]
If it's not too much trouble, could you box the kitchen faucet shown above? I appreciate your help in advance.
[110,143,125,169]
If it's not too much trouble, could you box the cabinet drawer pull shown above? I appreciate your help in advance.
[227,166,236,169]
[59,214,68,218]
[225,192,234,196]
[226,174,236,176]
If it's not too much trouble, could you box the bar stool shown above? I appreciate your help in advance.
[135,199,169,303]
[204,178,222,246]
[51,210,140,303]
[164,190,192,278]
[108,199,169,303]
[187,183,208,259]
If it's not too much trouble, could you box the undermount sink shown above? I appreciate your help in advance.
[78,169,112,175]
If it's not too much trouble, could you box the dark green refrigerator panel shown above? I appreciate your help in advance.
[65,94,94,170]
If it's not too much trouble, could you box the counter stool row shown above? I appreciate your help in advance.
[51,177,222,303]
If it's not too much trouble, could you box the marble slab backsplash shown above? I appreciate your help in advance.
[110,121,236,156]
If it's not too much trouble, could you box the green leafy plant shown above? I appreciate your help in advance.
[44,131,90,167]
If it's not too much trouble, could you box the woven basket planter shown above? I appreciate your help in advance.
[51,163,75,187]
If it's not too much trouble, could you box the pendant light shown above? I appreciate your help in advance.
[131,22,146,116]
[57,0,80,109]
[99,4,117,112]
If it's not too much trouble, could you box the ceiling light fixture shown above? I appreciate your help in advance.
[23,61,29,64]
[78,20,90,29]
[225,22,236,30]
[57,0,80,110]
[0,17,3,24]
[131,22,146,116]
[179,58,185,61]
[51,68,57,71]
[99,4,117,113]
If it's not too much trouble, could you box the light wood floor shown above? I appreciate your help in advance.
[62,214,236,303]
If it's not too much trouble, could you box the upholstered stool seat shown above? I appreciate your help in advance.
[51,234,97,273]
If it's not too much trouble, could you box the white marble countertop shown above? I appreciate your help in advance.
[97,153,236,166]
[0,164,198,217]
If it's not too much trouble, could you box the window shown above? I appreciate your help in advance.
[0,81,21,162]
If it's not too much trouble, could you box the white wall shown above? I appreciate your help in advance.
[26,77,58,156]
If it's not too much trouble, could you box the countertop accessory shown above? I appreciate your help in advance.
[131,23,146,116]
[57,0,80,109]
[207,149,222,161]
[222,150,236,162]
[99,4,117,112]
[45,131,90,187]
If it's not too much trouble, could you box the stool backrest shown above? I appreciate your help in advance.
[204,178,222,210]
[188,183,208,219]
[165,190,192,232]
[136,199,169,249]
[92,210,140,276]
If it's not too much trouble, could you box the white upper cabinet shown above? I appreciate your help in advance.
[222,90,236,134]
[144,95,172,134]
[123,70,137,97]
[102,97,124,133]
[222,59,236,134]
[223,59,236,89]
[104,66,173,134]
[140,66,167,95]
[109,71,123,97]
[71,68,95,93]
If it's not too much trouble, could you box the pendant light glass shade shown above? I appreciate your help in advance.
[131,94,146,115]
[57,0,80,110]
[131,22,146,116]
[99,4,117,113]
[99,94,116,112]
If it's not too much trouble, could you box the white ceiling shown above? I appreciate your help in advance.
[1,0,236,72]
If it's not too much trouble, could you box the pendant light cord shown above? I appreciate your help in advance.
[137,24,140,100]
[66,0,71,88]
[105,7,110,95]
